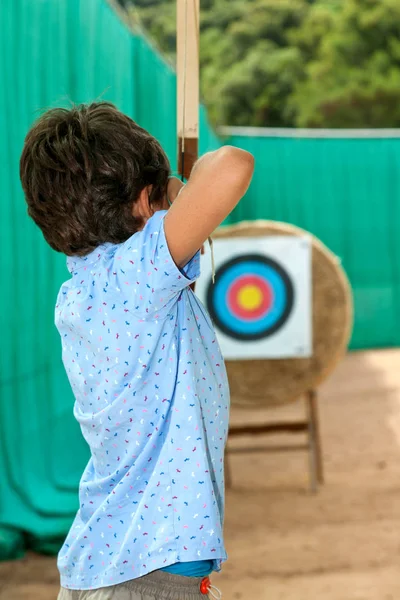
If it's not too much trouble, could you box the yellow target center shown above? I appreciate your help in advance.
[237,285,263,311]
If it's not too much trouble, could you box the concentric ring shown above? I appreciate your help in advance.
[206,254,294,341]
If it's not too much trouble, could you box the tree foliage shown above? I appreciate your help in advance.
[120,0,400,127]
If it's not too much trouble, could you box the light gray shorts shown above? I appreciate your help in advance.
[57,570,211,600]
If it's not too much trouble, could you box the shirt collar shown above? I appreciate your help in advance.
[66,245,111,274]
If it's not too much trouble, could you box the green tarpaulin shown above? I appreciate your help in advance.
[223,130,400,350]
[0,0,219,560]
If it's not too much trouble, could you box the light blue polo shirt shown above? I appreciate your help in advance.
[55,210,229,590]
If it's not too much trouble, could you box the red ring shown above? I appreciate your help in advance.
[227,275,273,321]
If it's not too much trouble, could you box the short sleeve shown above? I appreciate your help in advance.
[112,210,200,315]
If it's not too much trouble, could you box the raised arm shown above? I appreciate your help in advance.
[164,146,254,268]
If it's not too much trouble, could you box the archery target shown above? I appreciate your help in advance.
[196,236,312,360]
[207,254,294,341]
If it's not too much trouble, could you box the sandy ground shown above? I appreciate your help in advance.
[1,349,400,600]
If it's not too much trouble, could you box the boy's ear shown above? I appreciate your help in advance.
[132,185,153,220]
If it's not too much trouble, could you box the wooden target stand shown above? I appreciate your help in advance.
[225,390,324,493]
[213,221,353,493]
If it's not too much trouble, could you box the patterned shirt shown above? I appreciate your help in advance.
[55,210,230,590]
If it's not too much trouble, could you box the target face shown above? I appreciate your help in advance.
[206,254,294,341]
[196,236,312,360]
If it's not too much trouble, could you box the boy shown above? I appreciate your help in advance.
[20,102,254,599]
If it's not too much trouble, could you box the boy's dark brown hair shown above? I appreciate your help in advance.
[20,102,170,256]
